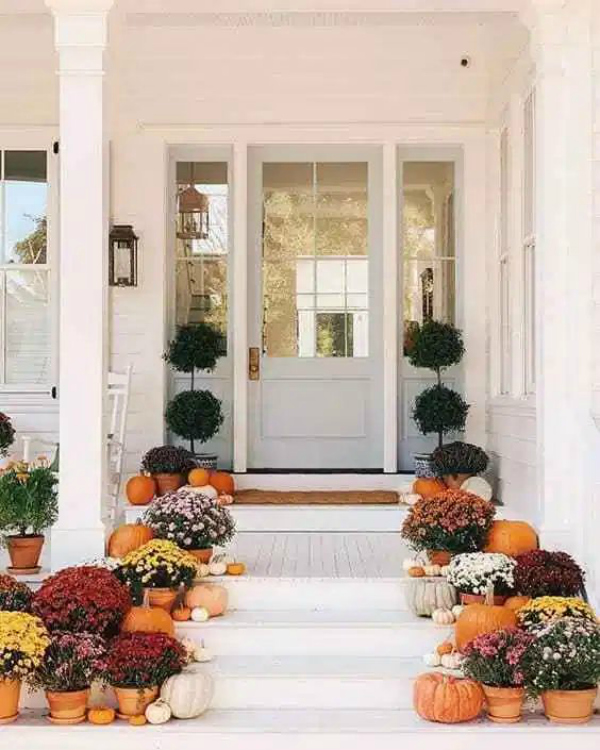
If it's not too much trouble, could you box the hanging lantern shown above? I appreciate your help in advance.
[177,163,210,240]
[109,225,138,287]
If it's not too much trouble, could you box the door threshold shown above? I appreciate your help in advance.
[241,469,413,475]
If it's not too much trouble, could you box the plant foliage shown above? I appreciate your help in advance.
[413,385,469,448]
[0,465,58,540]
[0,413,15,457]
[165,390,224,452]
[432,441,489,476]
[104,631,186,689]
[164,323,223,375]
[514,550,585,598]
[29,631,107,692]
[407,320,465,372]
[0,574,33,613]
[140,445,195,475]
[462,628,533,688]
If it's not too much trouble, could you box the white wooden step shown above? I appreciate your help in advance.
[205,655,421,709]
[214,575,408,611]
[176,610,450,657]
[8,709,600,750]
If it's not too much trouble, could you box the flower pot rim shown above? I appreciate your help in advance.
[543,686,598,695]
[482,684,525,693]
[45,687,90,696]
[6,533,45,540]
[112,683,159,691]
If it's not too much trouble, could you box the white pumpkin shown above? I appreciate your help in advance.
[208,561,227,577]
[440,565,450,577]
[431,608,455,626]
[193,644,213,663]
[423,651,442,667]
[160,670,214,719]
[191,606,210,622]
[401,493,422,506]
[403,558,419,571]
[441,652,463,670]
[145,699,172,725]
[423,564,442,577]
[405,579,458,617]
[190,484,219,500]
[211,552,234,566]
[451,604,464,619]
[197,563,210,578]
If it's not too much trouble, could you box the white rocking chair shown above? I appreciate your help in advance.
[20,365,132,525]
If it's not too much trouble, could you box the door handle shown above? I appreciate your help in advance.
[249,347,260,381]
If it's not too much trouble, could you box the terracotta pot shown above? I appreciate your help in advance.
[46,689,89,725]
[153,473,184,496]
[7,535,44,573]
[145,587,177,612]
[542,687,598,724]
[113,686,158,718]
[189,548,213,564]
[0,678,21,725]
[482,685,525,724]
[460,593,508,606]
[427,550,452,566]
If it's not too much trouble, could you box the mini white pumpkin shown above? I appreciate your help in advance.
[190,606,210,622]
[145,699,172,725]
[160,670,214,719]
[193,644,213,663]
[451,604,464,619]
[431,608,455,626]
[211,552,234,566]
[208,561,227,576]
[401,493,422,506]
[441,652,463,670]
[423,651,442,667]
[423,564,442,577]
[191,484,219,500]
[197,563,210,578]
[440,565,450,577]
[403,558,419,571]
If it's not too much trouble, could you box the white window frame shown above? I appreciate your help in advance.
[522,89,536,395]
[0,132,58,399]
[499,125,511,396]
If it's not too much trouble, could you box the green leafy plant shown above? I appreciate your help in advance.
[0,413,15,458]
[0,465,58,542]
[164,323,225,454]
[431,441,488,477]
[409,321,469,448]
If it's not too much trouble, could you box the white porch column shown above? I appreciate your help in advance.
[523,0,593,554]
[46,0,114,569]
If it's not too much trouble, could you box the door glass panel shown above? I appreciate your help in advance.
[262,161,369,357]
[3,150,47,264]
[402,162,455,351]
[5,269,50,384]
[175,161,229,348]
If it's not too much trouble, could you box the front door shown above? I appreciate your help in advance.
[248,146,383,470]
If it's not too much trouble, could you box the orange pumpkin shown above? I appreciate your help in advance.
[107,523,154,559]
[209,471,235,496]
[184,583,228,617]
[171,605,191,622]
[88,707,116,725]
[455,589,517,653]
[504,596,531,612]
[436,641,454,656]
[121,590,175,636]
[226,562,246,576]
[126,475,157,506]
[413,673,484,723]
[408,566,425,578]
[188,468,210,487]
[484,520,538,557]
[413,478,446,499]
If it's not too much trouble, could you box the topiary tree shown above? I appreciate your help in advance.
[164,323,225,455]
[408,320,469,449]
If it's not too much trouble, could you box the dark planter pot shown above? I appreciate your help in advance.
[194,453,218,471]
[413,453,436,479]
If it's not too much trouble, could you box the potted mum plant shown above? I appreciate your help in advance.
[517,596,597,631]
[115,539,198,612]
[408,321,469,477]
[522,617,600,724]
[401,489,496,565]
[446,552,516,605]
[164,323,225,469]
[141,445,196,496]
[431,441,489,491]
[143,488,236,563]
[32,566,131,637]
[0,574,32,613]
[0,610,49,724]
[0,462,58,574]
[0,414,15,458]
[514,550,585,598]
[104,631,185,718]
[29,632,106,725]
[462,628,533,723]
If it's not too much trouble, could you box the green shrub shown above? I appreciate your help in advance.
[413,385,469,447]
[165,390,224,453]
[431,441,489,476]
[0,466,58,541]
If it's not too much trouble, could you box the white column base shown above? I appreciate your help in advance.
[50,525,106,571]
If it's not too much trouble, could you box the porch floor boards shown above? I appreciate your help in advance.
[228,532,409,579]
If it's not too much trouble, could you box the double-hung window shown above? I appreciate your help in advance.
[0,148,53,392]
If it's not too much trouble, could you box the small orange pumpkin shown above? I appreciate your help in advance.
[413,478,446,499]
[126,475,157,506]
[413,673,483,723]
[188,468,210,487]
[185,583,228,617]
[436,641,454,656]
[504,596,531,612]
[88,707,116,725]
[107,522,154,559]
[129,714,147,726]
[484,520,538,557]
[121,590,175,636]
[209,471,235,496]
[171,605,191,622]
[226,562,246,576]
[408,566,426,578]
[455,587,517,653]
